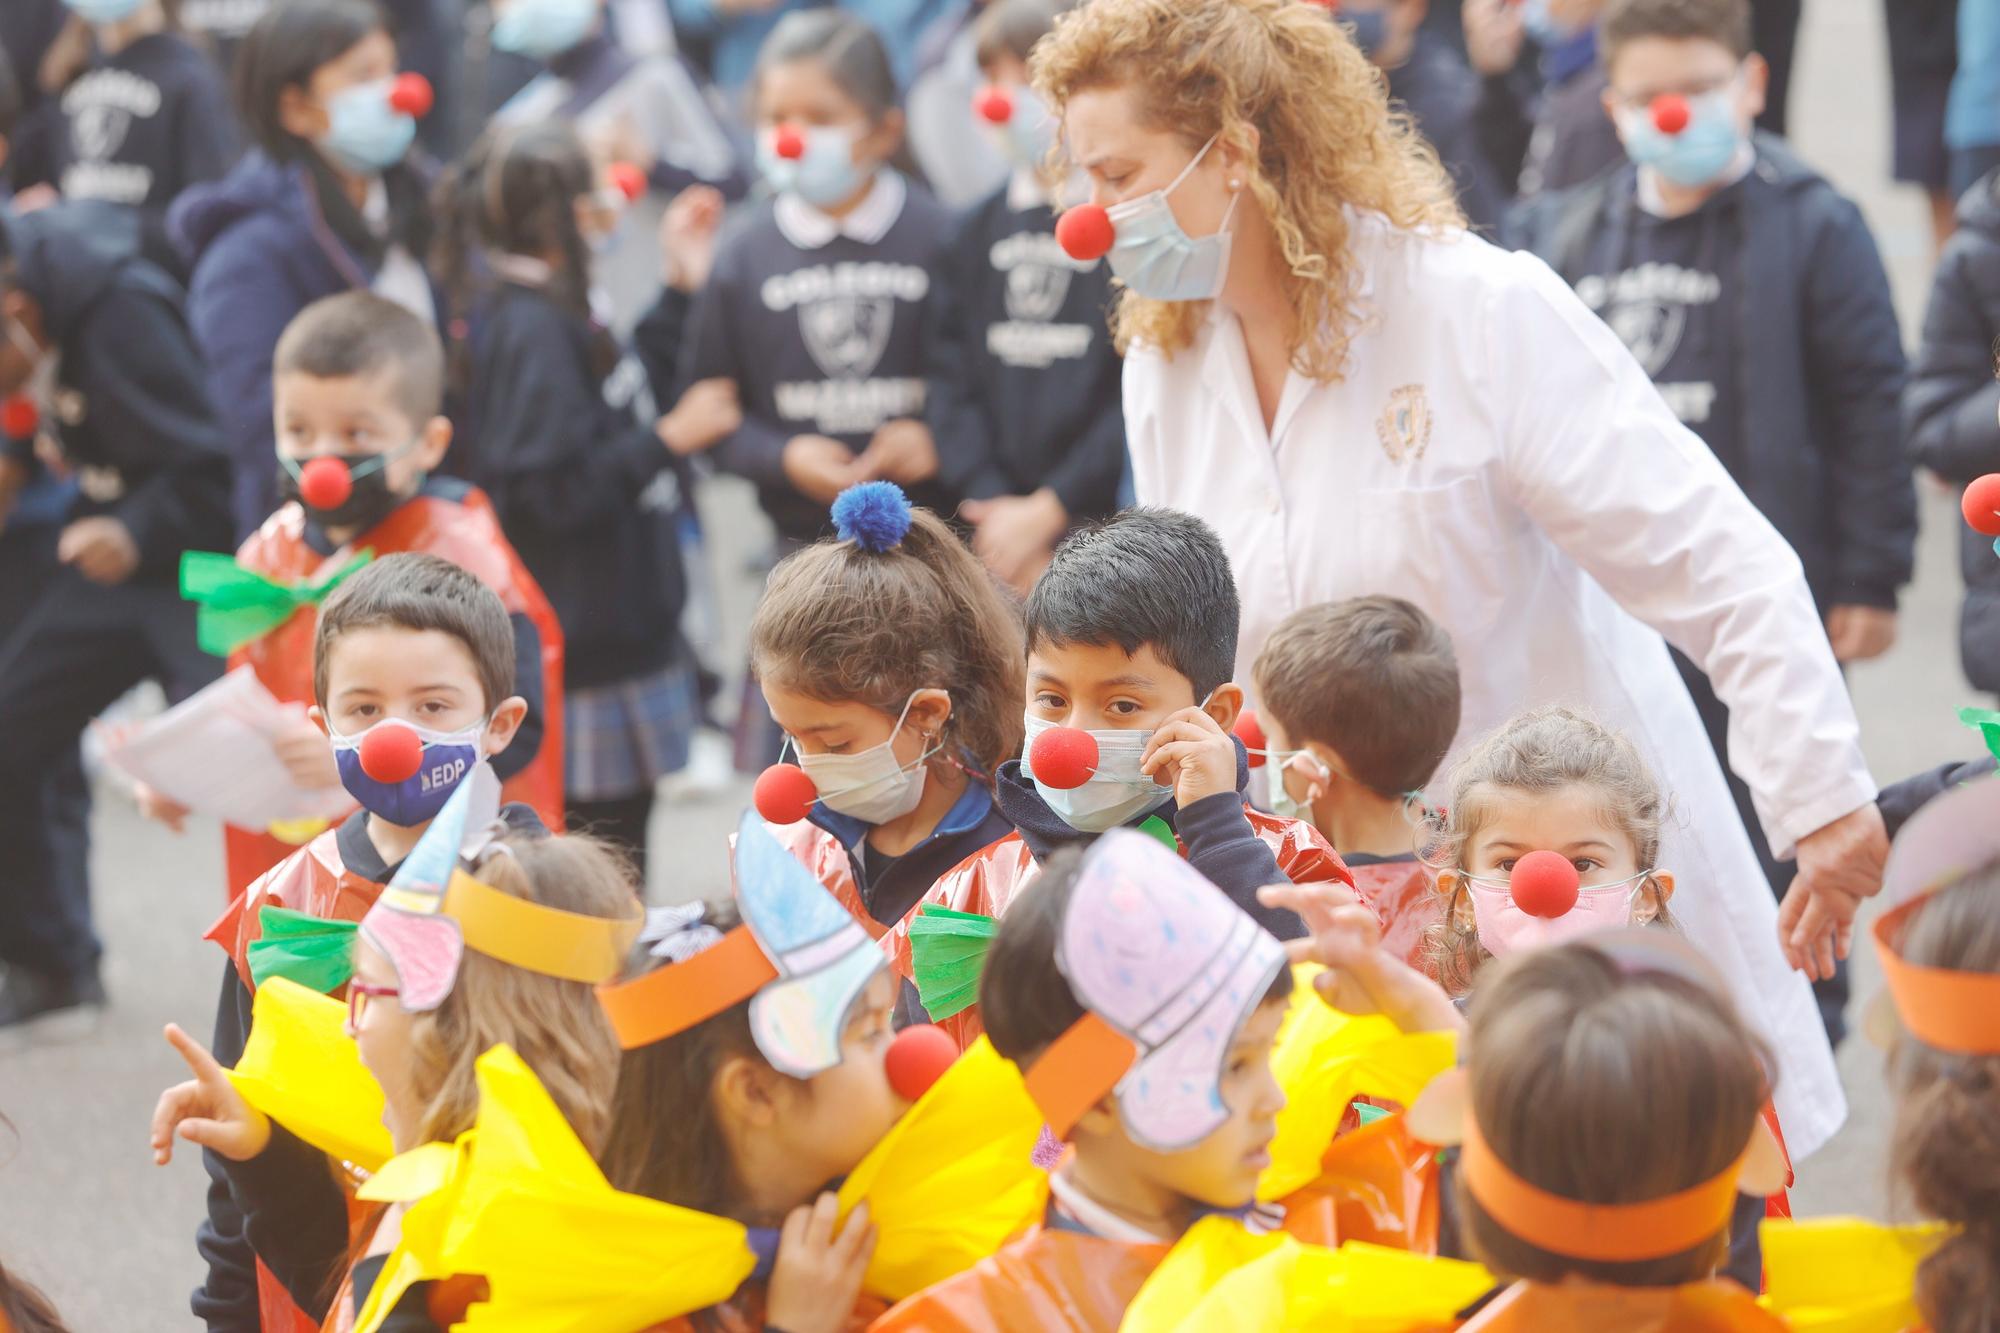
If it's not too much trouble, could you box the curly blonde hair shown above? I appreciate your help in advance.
[1031,0,1463,381]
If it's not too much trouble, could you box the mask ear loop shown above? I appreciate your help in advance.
[790,691,949,805]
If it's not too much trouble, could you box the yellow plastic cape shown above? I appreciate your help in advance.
[1119,1216,1494,1333]
[350,1140,471,1333]
[1757,1216,1948,1333]
[226,975,394,1172]
[1261,965,1459,1201]
[834,1035,1050,1301]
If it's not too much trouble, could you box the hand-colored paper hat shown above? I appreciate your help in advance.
[596,809,887,1078]
[1865,778,2000,1055]
[359,764,643,1011]
[1022,828,1287,1152]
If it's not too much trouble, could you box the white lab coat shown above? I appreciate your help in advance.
[1125,214,1869,1157]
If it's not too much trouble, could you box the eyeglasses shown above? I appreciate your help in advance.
[347,979,401,1028]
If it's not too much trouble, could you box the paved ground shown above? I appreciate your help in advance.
[0,1,1978,1323]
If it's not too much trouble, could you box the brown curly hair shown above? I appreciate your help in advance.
[1887,862,2000,1332]
[1030,0,1463,381]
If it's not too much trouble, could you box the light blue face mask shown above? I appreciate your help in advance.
[1103,134,1242,303]
[1521,0,1580,47]
[756,124,867,209]
[491,0,598,60]
[64,0,145,23]
[317,80,417,175]
[1620,86,1746,188]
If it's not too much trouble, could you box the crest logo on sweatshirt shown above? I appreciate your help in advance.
[1375,384,1432,464]
[800,297,893,380]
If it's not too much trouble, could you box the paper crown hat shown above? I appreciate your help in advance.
[1023,828,1287,1152]
[1865,778,2000,1055]
[596,809,887,1078]
[359,765,643,1011]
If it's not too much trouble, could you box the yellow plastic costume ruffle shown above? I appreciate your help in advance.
[835,1036,1050,1301]
[1261,965,1458,1201]
[350,1141,470,1333]
[226,975,393,1172]
[1119,1216,1493,1333]
[1757,1216,1949,1332]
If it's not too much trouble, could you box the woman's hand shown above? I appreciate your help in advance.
[783,435,864,505]
[1139,707,1238,810]
[764,1195,875,1333]
[151,1023,272,1165]
[1257,881,1464,1036]
[658,377,742,455]
[1780,803,1886,980]
[962,489,1067,595]
[858,419,940,486]
[1825,604,1898,663]
[661,185,726,292]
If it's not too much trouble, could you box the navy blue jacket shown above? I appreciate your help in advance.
[1905,172,2000,694]
[1513,133,1916,614]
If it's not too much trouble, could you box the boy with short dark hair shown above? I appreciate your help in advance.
[895,509,1350,1044]
[192,550,547,1332]
[174,290,564,905]
[1512,0,1914,1042]
[1252,596,1459,965]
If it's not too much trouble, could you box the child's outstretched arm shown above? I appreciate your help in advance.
[1257,881,1463,1037]
[151,1023,271,1167]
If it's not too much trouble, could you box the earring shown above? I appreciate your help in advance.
[1228,178,1241,190]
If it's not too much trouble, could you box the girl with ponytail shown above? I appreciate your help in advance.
[747,479,1024,1008]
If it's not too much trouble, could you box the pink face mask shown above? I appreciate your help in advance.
[1465,866,1654,958]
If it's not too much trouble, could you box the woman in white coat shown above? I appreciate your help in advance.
[1034,0,1886,1157]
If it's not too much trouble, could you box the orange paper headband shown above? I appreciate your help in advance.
[1459,1115,1745,1264]
[596,925,779,1050]
[1873,897,2000,1055]
[1022,1011,1139,1139]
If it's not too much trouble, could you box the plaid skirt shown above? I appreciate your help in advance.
[565,658,698,802]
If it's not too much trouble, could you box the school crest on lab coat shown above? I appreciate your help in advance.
[800,297,893,380]
[1374,384,1432,463]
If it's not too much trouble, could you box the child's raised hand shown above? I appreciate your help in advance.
[151,1023,271,1165]
[1258,881,1464,1036]
[765,1195,875,1333]
[271,708,340,792]
[658,377,741,456]
[661,184,725,292]
[1139,706,1238,809]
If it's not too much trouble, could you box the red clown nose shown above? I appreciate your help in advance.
[607,162,647,202]
[1508,850,1581,919]
[359,722,425,784]
[0,395,38,441]
[1028,726,1098,791]
[1650,94,1691,135]
[772,125,806,161]
[973,86,1014,124]
[1055,204,1115,263]
[388,73,434,118]
[885,1024,958,1101]
[1963,474,2000,537]
[298,456,354,511]
[753,762,819,825]
[1233,709,1269,769]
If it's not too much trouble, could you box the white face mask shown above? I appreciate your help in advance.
[793,692,942,826]
[1268,749,1330,824]
[1021,713,1173,833]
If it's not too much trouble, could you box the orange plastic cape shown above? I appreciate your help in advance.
[766,818,886,941]
[1275,1110,1444,1253]
[870,1227,1171,1332]
[1459,1279,1785,1331]
[222,490,565,898]
[891,812,1353,1048]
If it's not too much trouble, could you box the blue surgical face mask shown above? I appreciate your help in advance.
[329,717,485,826]
[1104,134,1241,303]
[64,0,145,23]
[1619,86,1746,189]
[317,80,417,175]
[1521,0,1581,47]
[491,0,598,60]
[756,123,868,209]
[1341,9,1391,59]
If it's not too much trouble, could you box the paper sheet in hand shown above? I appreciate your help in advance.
[103,666,354,828]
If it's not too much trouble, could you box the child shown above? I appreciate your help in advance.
[0,199,231,1033]
[155,785,641,1330]
[182,289,563,902]
[486,0,743,201]
[1423,706,1677,996]
[901,509,1349,1042]
[435,119,721,877]
[188,552,540,1332]
[9,0,238,272]
[170,0,437,539]
[1251,595,1461,967]
[1460,0,1623,198]
[679,9,955,547]
[926,0,1124,596]
[1410,932,1791,1326]
[748,481,1022,951]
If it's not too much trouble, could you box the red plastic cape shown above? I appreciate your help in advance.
[888,810,1353,1048]
[221,492,565,899]
[205,826,387,989]
[1346,859,1440,971]
[765,819,885,941]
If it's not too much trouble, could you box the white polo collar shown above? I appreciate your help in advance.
[774,170,907,250]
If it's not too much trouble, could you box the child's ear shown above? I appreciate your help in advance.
[276,83,328,143]
[416,415,453,472]
[1737,1112,1790,1197]
[1405,1066,1466,1147]
[712,1053,782,1129]
[906,687,952,739]
[306,704,330,737]
[859,107,906,166]
[1073,1094,1123,1138]
[1636,870,1675,923]
[1740,52,1770,121]
[483,696,529,755]
[1201,682,1244,733]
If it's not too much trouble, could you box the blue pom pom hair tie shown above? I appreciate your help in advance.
[831,481,914,554]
